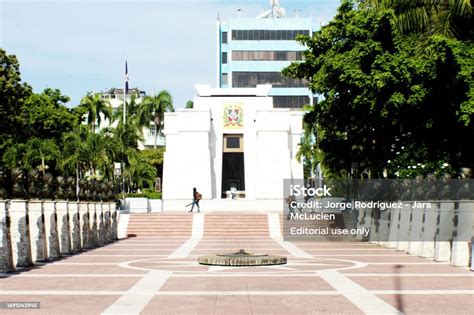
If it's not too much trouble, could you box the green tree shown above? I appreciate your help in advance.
[18,89,79,141]
[140,90,174,148]
[0,49,32,159]
[113,95,148,130]
[186,100,194,108]
[78,92,112,132]
[364,0,473,40]
[2,143,26,169]
[61,125,91,179]
[283,0,473,178]
[23,138,61,175]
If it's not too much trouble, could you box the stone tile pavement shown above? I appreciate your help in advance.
[1,236,473,314]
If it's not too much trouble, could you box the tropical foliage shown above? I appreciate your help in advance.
[283,0,473,179]
[140,91,174,148]
[0,48,173,197]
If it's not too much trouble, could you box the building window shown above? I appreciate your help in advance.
[273,96,310,109]
[222,31,227,44]
[223,134,244,153]
[222,52,227,64]
[230,29,309,41]
[227,137,240,148]
[232,72,307,88]
[222,73,228,85]
[231,50,304,61]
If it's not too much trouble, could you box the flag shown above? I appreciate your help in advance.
[125,60,129,94]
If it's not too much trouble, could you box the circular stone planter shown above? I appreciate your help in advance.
[198,249,287,266]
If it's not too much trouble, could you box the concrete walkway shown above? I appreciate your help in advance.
[1,215,473,314]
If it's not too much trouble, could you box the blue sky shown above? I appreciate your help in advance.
[1,0,340,108]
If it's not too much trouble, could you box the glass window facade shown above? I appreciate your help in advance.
[222,73,228,85]
[231,29,309,40]
[232,72,307,88]
[273,96,310,109]
[222,31,227,44]
[222,52,227,64]
[232,51,303,61]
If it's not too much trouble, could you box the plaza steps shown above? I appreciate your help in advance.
[204,213,269,236]
[126,213,193,237]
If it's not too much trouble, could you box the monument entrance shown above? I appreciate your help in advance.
[221,134,245,198]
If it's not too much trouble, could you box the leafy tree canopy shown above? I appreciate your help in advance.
[283,0,473,178]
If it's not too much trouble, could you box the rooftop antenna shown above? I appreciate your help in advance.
[237,8,243,18]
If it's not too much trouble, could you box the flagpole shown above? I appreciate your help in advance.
[123,57,127,125]
[122,58,127,203]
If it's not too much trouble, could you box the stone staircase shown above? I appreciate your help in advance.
[126,213,193,237]
[203,212,269,237]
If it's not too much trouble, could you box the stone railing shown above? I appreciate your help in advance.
[0,199,118,273]
[355,201,473,268]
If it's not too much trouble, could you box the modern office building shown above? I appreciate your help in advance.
[217,1,318,109]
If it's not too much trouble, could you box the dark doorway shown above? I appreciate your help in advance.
[221,152,245,198]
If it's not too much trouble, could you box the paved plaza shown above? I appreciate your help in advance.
[1,212,473,314]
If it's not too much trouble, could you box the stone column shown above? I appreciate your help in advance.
[386,205,401,249]
[56,200,71,255]
[369,207,381,244]
[79,201,91,249]
[434,202,454,261]
[68,201,81,253]
[43,200,60,259]
[407,202,424,255]
[419,201,438,258]
[88,202,98,248]
[111,202,118,240]
[378,207,390,246]
[27,200,48,263]
[9,199,32,267]
[0,200,14,272]
[97,202,106,246]
[396,203,411,252]
[104,202,112,243]
[355,206,367,240]
[450,201,473,267]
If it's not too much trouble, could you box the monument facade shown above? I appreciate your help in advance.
[162,84,303,211]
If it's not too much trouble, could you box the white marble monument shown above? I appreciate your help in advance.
[162,85,303,211]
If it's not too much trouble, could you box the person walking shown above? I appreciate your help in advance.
[188,187,201,213]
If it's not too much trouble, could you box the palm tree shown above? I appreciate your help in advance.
[23,138,61,175]
[128,156,156,191]
[2,143,26,169]
[113,95,148,130]
[61,125,90,180]
[140,90,174,148]
[78,92,113,132]
[365,0,473,39]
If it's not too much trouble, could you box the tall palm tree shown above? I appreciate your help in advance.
[113,95,148,130]
[78,92,113,132]
[365,0,473,39]
[61,125,90,180]
[23,138,60,175]
[140,90,174,148]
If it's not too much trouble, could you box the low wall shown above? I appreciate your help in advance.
[0,199,118,273]
[356,201,473,269]
[122,198,162,213]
